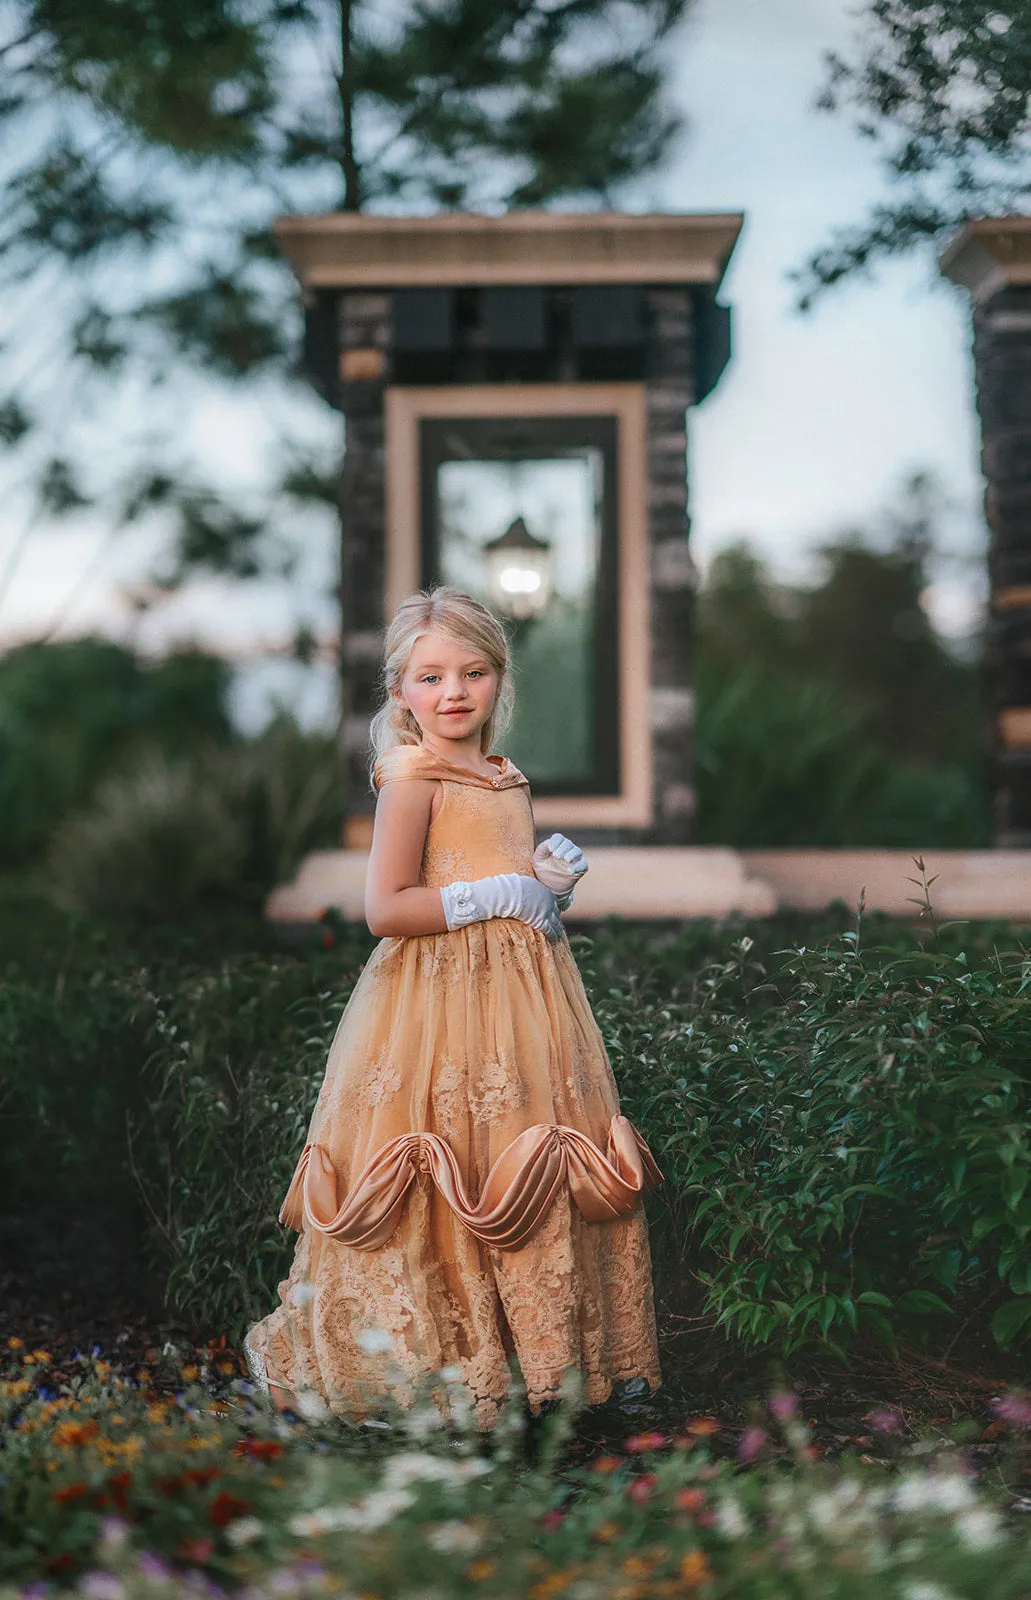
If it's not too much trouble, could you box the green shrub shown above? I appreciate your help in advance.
[45,717,344,918]
[583,897,1031,1357]
[0,640,231,867]
[129,941,367,1333]
[3,1348,1030,1597]
[693,660,988,847]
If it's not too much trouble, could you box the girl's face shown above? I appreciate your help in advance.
[395,630,499,748]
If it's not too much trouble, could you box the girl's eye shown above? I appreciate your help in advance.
[467,670,483,679]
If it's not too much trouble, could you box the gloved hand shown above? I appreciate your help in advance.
[440,872,563,942]
[532,833,589,911]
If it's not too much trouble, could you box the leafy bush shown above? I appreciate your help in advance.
[584,893,1031,1357]
[46,717,344,917]
[694,660,987,847]
[3,1346,1031,1597]
[0,639,231,867]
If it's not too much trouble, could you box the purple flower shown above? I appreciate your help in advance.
[993,1392,1031,1428]
[867,1406,903,1434]
[21,1583,51,1599]
[768,1391,799,1423]
[737,1426,767,1462]
[79,1574,124,1600]
[135,1553,172,1581]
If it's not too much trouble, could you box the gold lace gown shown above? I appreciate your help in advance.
[245,743,662,1424]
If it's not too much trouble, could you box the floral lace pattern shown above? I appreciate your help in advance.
[245,745,661,1423]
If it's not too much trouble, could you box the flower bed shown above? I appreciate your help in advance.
[3,1343,1031,1599]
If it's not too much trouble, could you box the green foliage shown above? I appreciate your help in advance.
[798,2,1031,301]
[45,716,345,918]
[4,1350,1030,1597]
[694,484,990,846]
[583,894,1031,1358]
[0,639,231,868]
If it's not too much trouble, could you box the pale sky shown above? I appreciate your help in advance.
[0,0,988,727]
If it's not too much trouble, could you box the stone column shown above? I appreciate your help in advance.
[972,286,1031,844]
[337,292,391,842]
[940,220,1031,845]
[644,287,696,844]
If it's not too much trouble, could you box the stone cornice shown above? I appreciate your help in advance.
[939,217,1031,302]
[274,210,744,290]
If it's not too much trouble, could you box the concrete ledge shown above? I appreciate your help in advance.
[741,850,1031,921]
[266,848,1031,925]
[266,848,769,924]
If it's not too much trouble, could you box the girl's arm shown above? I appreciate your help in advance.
[364,778,449,937]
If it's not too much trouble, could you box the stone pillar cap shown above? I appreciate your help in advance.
[274,209,744,290]
[940,217,1031,302]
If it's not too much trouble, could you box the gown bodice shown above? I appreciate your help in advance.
[373,742,537,888]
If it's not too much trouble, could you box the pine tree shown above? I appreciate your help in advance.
[795,2,1031,306]
[0,0,691,601]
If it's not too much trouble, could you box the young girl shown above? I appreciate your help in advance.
[245,587,662,1425]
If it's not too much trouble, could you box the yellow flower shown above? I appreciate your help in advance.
[1,1379,32,1398]
[7,1337,24,1351]
[620,1556,656,1578]
[146,1403,170,1423]
[465,1560,498,1582]
[529,1572,580,1599]
[23,1350,51,1366]
[181,1365,200,1381]
[678,1549,711,1589]
[593,1521,620,1544]
[94,1361,111,1378]
[52,1420,100,1448]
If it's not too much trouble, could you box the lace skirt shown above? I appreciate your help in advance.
[244,919,662,1425]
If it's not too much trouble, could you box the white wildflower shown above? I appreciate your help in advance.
[289,1508,351,1537]
[345,1488,415,1530]
[290,1283,316,1309]
[357,1326,396,1356]
[893,1474,975,1514]
[294,1389,330,1424]
[382,1450,490,1491]
[955,1508,1005,1549]
[715,1497,749,1539]
[405,1404,445,1441]
[425,1520,482,1554]
[901,1585,959,1600]
[226,1517,265,1548]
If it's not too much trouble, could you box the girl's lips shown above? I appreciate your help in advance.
[441,708,472,716]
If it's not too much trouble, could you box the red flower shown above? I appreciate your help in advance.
[590,1454,623,1473]
[182,1467,220,1489]
[47,1554,75,1574]
[209,1490,252,1527]
[625,1432,667,1453]
[176,1538,215,1565]
[540,1509,566,1532]
[233,1438,284,1462]
[673,1488,707,1513]
[628,1474,656,1506]
[53,1482,88,1505]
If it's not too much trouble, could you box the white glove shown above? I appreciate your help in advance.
[532,833,589,911]
[440,872,562,942]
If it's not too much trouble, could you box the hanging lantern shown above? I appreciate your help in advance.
[482,516,553,621]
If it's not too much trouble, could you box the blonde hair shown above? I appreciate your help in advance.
[368,587,514,784]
